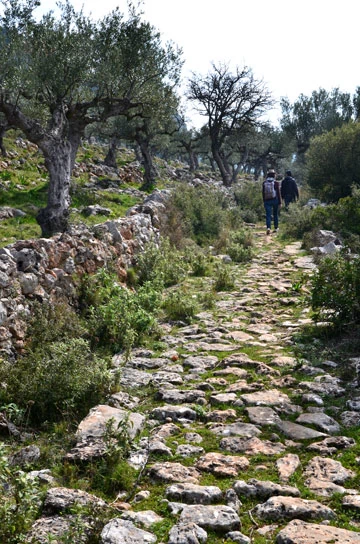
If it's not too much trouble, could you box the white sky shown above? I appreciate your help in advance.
[38,0,359,128]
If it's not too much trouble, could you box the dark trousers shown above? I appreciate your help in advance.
[264,198,279,229]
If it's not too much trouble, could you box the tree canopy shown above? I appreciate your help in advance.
[306,121,360,201]
[187,62,273,186]
[0,0,182,235]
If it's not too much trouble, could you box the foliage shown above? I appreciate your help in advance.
[226,228,254,263]
[311,253,360,328]
[214,263,235,291]
[161,287,199,323]
[166,183,236,246]
[0,448,43,544]
[280,87,355,161]
[281,186,360,251]
[81,268,162,354]
[305,121,360,201]
[135,238,189,287]
[25,300,87,350]
[89,416,137,496]
[0,338,111,423]
[233,179,264,222]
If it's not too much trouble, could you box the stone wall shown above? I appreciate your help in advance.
[0,190,170,358]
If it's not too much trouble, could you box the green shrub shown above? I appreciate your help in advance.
[311,253,360,328]
[306,121,360,202]
[162,287,199,323]
[166,184,234,246]
[233,180,264,222]
[227,228,254,263]
[135,238,188,287]
[82,269,162,353]
[0,448,43,544]
[0,338,111,423]
[214,263,235,291]
[25,301,87,351]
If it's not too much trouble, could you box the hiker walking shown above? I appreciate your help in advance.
[281,170,299,210]
[263,169,281,235]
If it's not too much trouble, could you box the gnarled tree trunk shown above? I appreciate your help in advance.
[36,141,72,237]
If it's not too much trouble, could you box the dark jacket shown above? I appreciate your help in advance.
[281,176,299,201]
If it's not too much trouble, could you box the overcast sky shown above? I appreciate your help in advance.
[37,0,359,128]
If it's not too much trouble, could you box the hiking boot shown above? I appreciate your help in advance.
[266,228,271,235]
[273,228,279,233]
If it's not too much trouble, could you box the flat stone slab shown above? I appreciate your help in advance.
[296,412,340,434]
[253,496,336,521]
[184,342,238,352]
[165,483,223,504]
[65,405,145,461]
[151,405,197,422]
[100,519,157,543]
[246,406,281,426]
[233,479,300,499]
[208,422,261,438]
[156,388,206,404]
[213,367,248,378]
[149,462,200,484]
[304,456,355,485]
[343,495,360,509]
[209,393,239,405]
[241,390,291,406]
[183,355,218,372]
[220,436,286,456]
[276,519,360,543]
[179,504,240,532]
[196,452,249,477]
[168,523,207,544]
[276,420,327,440]
[225,331,254,342]
[119,368,153,388]
[175,444,204,457]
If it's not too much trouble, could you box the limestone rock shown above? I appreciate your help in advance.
[179,504,240,532]
[233,478,300,499]
[165,483,223,504]
[168,522,207,544]
[196,452,249,477]
[100,518,157,543]
[149,462,200,484]
[276,454,301,482]
[253,495,336,521]
[276,519,360,543]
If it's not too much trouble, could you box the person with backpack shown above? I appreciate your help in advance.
[263,169,281,235]
[281,170,299,210]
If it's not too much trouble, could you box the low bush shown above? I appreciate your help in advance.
[214,263,235,291]
[311,253,360,328]
[0,338,111,424]
[226,228,254,263]
[162,287,199,323]
[0,448,43,544]
[82,268,162,354]
[165,184,237,246]
[233,179,264,222]
[135,238,188,287]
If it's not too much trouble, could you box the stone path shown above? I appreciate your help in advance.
[28,231,360,543]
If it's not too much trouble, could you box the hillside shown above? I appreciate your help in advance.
[1,136,360,543]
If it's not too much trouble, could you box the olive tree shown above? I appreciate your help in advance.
[0,0,182,235]
[306,121,360,201]
[187,62,273,186]
[280,88,354,163]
